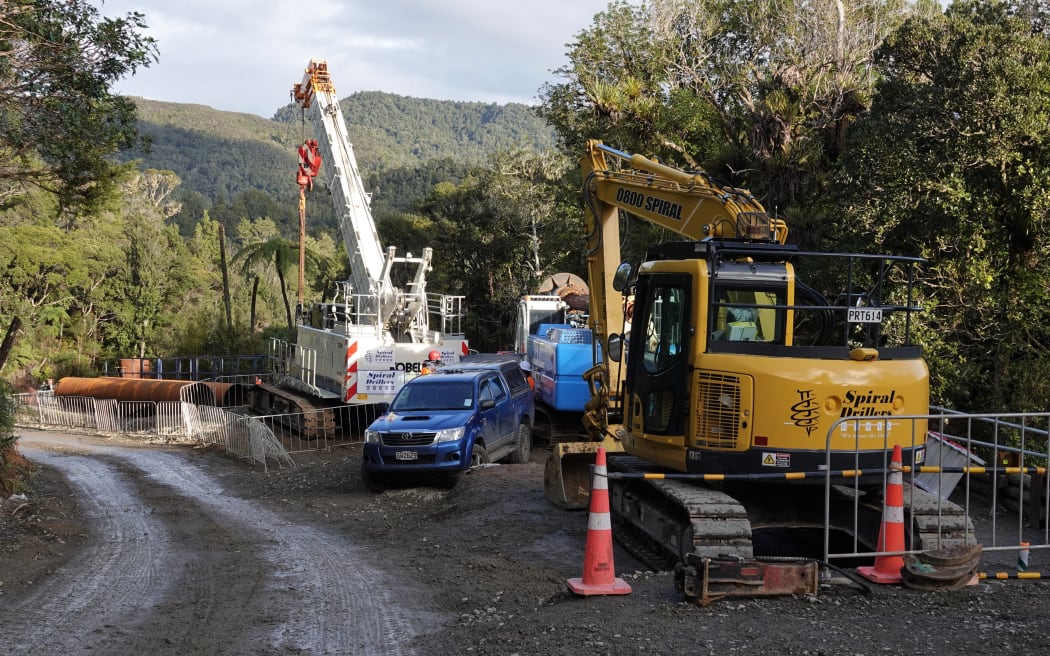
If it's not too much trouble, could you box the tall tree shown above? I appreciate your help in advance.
[234,237,298,331]
[233,235,324,333]
[487,147,574,281]
[418,150,578,351]
[219,224,233,330]
[538,0,915,244]
[836,0,1050,411]
[0,0,157,213]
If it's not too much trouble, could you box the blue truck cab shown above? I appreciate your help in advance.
[361,355,534,490]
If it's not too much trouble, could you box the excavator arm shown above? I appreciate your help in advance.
[579,140,787,440]
[546,140,787,508]
[582,141,787,245]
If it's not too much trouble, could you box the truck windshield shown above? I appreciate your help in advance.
[390,381,475,411]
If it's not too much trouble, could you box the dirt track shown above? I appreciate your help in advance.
[3,429,1050,656]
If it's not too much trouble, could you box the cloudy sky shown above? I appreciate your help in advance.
[96,0,615,118]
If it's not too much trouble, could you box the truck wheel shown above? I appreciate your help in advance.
[469,443,489,468]
[507,422,532,464]
[361,465,387,493]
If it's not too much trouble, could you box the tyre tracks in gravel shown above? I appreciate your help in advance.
[5,432,439,656]
[1,449,174,654]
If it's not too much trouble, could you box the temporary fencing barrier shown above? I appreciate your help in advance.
[12,391,372,470]
[606,408,1049,580]
[822,410,1050,580]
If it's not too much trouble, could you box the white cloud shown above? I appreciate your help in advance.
[94,0,613,117]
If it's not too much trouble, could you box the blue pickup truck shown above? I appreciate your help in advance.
[361,355,535,490]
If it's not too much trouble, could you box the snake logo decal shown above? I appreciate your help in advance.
[790,389,821,435]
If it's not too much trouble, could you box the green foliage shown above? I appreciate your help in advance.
[0,191,124,377]
[418,148,579,351]
[539,0,913,230]
[121,94,556,241]
[834,0,1050,411]
[0,0,157,213]
[0,380,14,452]
[169,310,267,357]
[275,92,557,170]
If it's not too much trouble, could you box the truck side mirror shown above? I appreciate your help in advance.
[607,334,623,362]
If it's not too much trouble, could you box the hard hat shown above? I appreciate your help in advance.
[428,350,441,361]
[519,360,532,372]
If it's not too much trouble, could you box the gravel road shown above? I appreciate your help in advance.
[3,428,1050,656]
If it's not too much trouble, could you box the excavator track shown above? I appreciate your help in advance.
[253,382,337,439]
[606,455,977,572]
[903,483,976,551]
[608,455,754,568]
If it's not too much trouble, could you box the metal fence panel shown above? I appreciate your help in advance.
[823,411,1050,573]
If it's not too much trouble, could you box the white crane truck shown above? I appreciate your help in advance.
[256,60,469,433]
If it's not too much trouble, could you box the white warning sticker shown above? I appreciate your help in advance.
[761,452,791,468]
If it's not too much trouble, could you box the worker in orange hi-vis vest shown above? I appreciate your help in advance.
[421,350,443,375]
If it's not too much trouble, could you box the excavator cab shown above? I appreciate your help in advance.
[707,263,791,347]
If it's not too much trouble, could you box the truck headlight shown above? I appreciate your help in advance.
[364,429,380,443]
[435,426,465,443]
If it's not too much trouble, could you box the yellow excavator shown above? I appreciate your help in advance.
[546,140,972,572]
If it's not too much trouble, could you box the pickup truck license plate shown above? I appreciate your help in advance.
[395,450,418,461]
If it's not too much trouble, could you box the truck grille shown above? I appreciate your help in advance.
[695,371,741,449]
[380,432,437,446]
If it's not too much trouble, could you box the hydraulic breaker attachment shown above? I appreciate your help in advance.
[674,554,819,606]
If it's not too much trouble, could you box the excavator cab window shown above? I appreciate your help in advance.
[643,286,686,373]
[710,286,786,346]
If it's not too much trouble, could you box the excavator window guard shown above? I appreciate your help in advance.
[702,248,925,359]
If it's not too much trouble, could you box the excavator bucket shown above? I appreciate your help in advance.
[543,438,625,509]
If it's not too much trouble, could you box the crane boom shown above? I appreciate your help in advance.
[291,59,401,322]
[257,59,467,415]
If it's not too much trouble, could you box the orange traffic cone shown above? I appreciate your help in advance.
[567,446,632,596]
[857,443,906,584]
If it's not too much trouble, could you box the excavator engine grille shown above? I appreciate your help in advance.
[694,372,741,449]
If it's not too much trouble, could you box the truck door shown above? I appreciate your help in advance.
[490,375,514,443]
[626,274,691,439]
[478,375,506,450]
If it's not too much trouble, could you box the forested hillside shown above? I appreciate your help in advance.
[118,94,556,238]
[5,0,1050,424]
